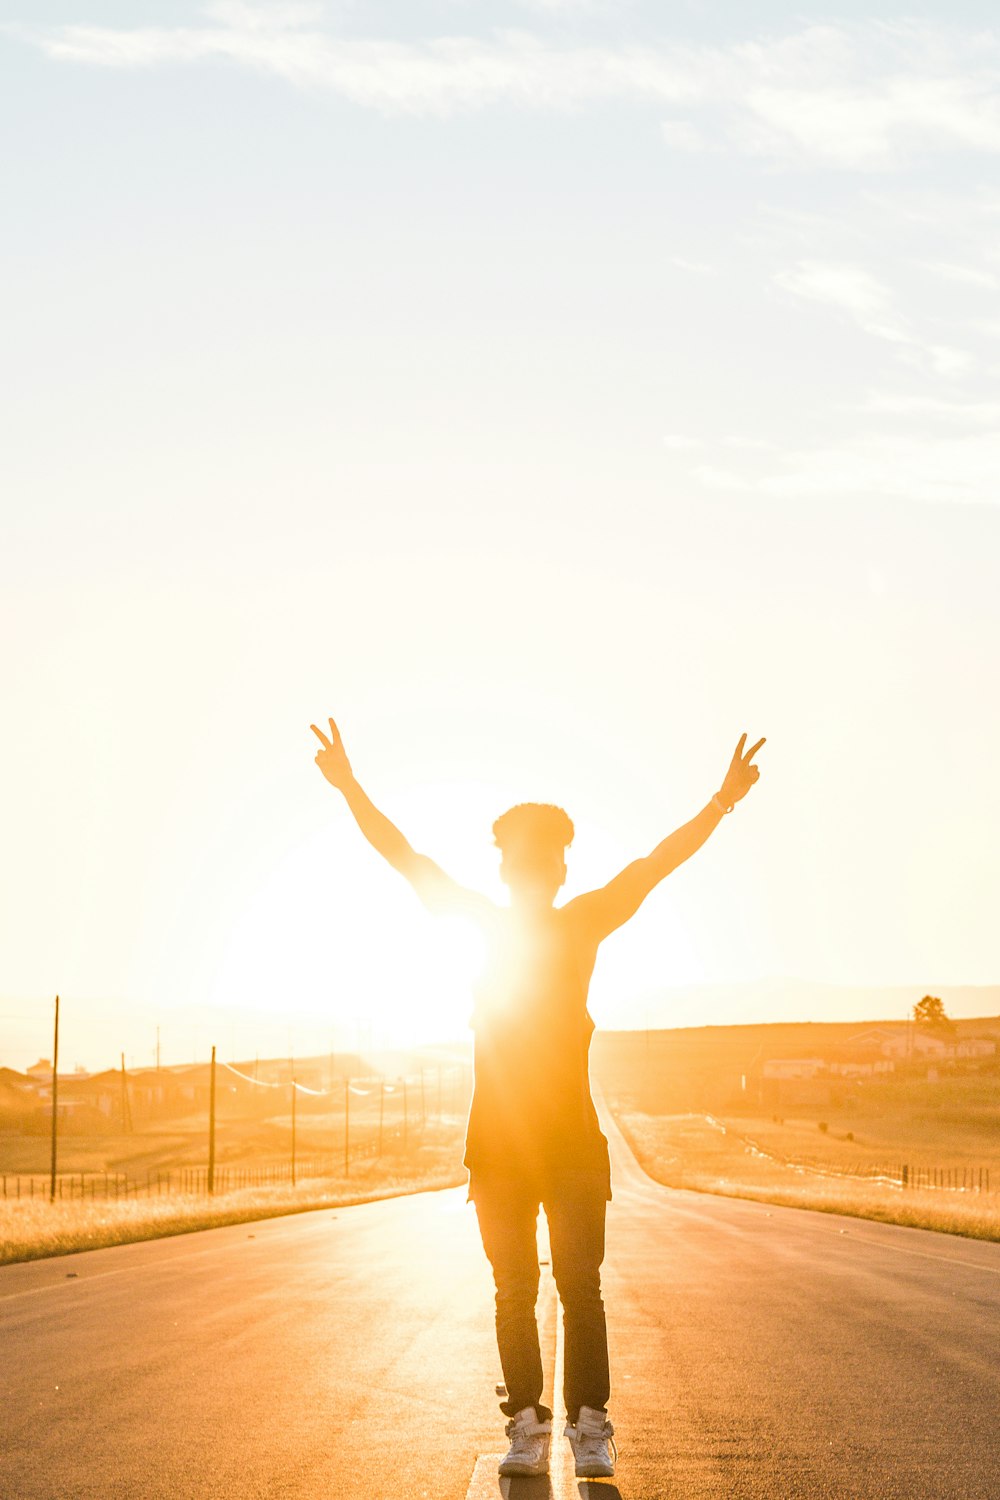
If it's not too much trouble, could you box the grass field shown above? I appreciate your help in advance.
[8,1017,1000,1259]
[610,1109,1000,1240]
[594,1017,1000,1242]
[0,1126,467,1264]
[0,1075,471,1264]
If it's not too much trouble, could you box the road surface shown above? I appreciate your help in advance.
[3,1104,1000,1498]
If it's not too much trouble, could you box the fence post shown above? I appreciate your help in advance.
[208,1045,216,1196]
[49,994,60,1203]
[120,1053,133,1134]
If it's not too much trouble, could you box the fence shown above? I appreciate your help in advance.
[1,1057,473,1203]
[707,1116,995,1194]
[3,1152,401,1201]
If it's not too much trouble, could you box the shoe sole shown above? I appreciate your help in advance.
[575,1465,615,1478]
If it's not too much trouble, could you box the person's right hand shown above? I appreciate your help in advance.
[310,716,354,791]
[718,731,765,808]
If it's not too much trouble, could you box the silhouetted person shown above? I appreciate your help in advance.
[311,716,764,1478]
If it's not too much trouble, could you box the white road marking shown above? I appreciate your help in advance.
[833,1235,1000,1277]
[597,1087,1000,1280]
[465,1224,573,1500]
[549,1274,576,1500]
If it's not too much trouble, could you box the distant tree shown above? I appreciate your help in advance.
[913,995,956,1035]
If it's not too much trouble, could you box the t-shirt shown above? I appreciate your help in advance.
[464,903,611,1198]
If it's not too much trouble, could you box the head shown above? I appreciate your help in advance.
[492,802,574,910]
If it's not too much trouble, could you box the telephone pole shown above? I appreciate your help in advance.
[120,1053,133,1133]
[49,995,59,1202]
[208,1045,216,1195]
[291,1075,297,1188]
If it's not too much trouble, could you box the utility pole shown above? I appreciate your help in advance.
[291,1075,297,1188]
[208,1045,217,1195]
[120,1053,133,1133]
[49,995,59,1203]
[344,1077,350,1177]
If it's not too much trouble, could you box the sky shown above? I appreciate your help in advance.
[2,1,999,1072]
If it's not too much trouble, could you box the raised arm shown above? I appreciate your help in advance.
[310,716,496,922]
[566,732,765,946]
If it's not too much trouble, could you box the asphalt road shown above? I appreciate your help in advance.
[3,1104,1000,1499]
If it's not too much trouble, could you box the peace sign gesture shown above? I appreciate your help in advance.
[310,715,354,791]
[717,731,766,810]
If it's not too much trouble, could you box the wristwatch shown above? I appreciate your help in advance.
[712,792,734,814]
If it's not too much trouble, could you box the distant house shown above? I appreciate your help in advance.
[762,1058,827,1080]
[953,1038,997,1059]
[167,1063,216,1107]
[758,1045,897,1107]
[827,1058,895,1078]
[864,1028,997,1062]
[63,1070,122,1120]
[0,1066,44,1127]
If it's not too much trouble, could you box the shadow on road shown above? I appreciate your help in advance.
[494,1478,622,1498]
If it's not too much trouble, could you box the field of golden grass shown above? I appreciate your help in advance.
[594,1019,1000,1240]
[610,1108,1000,1241]
[0,1134,467,1265]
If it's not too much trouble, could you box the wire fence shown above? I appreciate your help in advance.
[2,1027,473,1203]
[707,1116,995,1194]
[3,1147,410,1202]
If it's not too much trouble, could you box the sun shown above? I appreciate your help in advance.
[201,792,497,1054]
[195,773,701,1058]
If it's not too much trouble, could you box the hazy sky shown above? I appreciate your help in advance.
[2,2,999,1071]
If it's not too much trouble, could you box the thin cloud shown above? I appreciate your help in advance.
[12,13,1000,168]
[774,259,973,377]
[695,429,1000,505]
[668,255,715,274]
[918,260,1000,290]
[862,392,1000,423]
[660,118,708,151]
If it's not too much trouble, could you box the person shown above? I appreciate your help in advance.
[310,716,765,1479]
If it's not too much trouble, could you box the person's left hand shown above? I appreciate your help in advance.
[718,732,766,808]
[311,716,354,791]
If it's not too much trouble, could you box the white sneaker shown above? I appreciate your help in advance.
[564,1405,616,1478]
[498,1407,552,1477]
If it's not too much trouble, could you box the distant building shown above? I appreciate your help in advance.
[762,1058,827,1080]
[863,1028,997,1062]
[828,1058,895,1078]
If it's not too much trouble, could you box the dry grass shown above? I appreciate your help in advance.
[0,1146,466,1265]
[612,1109,1000,1242]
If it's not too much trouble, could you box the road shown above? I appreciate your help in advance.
[3,1104,1000,1499]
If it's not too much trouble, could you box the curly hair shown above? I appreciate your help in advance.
[492,802,575,859]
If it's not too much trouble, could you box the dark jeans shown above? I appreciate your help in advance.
[472,1167,611,1425]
